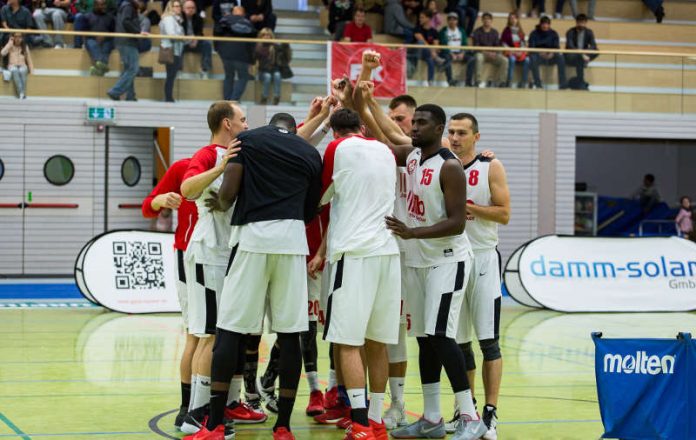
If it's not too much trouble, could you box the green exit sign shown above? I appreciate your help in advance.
[87,106,115,122]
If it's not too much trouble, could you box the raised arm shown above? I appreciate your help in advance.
[362,83,413,164]
[297,96,336,141]
[354,81,387,144]
[466,159,510,225]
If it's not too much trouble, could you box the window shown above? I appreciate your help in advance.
[0,159,4,181]
[43,155,74,186]
[121,156,141,187]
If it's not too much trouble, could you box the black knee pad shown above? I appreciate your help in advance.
[301,321,317,346]
[459,342,476,371]
[479,338,501,361]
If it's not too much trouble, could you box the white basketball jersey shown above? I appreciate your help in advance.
[404,148,472,268]
[188,147,234,266]
[463,155,498,250]
[393,167,413,254]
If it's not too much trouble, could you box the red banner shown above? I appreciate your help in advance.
[329,42,407,98]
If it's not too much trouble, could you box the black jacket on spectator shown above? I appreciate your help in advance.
[214,13,256,63]
[115,0,141,46]
[327,0,353,34]
[212,0,237,23]
[183,11,204,35]
[529,27,560,49]
[241,0,270,19]
[86,9,115,37]
[566,27,598,61]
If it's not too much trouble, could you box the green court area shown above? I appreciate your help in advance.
[1,300,694,439]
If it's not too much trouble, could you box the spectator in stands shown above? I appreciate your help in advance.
[633,174,661,214]
[214,5,256,100]
[426,0,443,31]
[242,0,276,31]
[0,0,36,47]
[107,0,143,101]
[564,14,597,90]
[212,0,236,22]
[402,0,422,25]
[137,0,151,53]
[342,7,372,42]
[471,12,507,88]
[676,196,693,240]
[84,0,115,76]
[1,32,32,98]
[529,16,567,89]
[554,0,595,20]
[255,27,290,104]
[642,0,664,23]
[326,0,353,36]
[32,0,71,48]
[502,11,529,88]
[182,0,211,78]
[383,0,413,39]
[160,0,185,102]
[445,0,478,37]
[73,0,115,48]
[409,9,450,86]
[438,12,465,85]
[512,0,544,17]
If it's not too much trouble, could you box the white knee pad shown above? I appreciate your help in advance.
[387,322,408,364]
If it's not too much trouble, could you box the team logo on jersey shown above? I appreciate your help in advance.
[278,128,289,134]
[407,159,417,175]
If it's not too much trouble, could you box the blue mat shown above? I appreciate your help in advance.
[0,283,82,300]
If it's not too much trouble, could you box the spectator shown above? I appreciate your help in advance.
[342,7,372,42]
[136,0,151,53]
[182,0,212,78]
[326,0,352,35]
[564,13,597,90]
[554,0,595,20]
[501,10,529,88]
[32,0,71,48]
[1,32,32,98]
[643,0,664,23]
[360,0,383,13]
[0,0,36,47]
[402,0,422,25]
[512,0,544,17]
[212,0,236,22]
[107,0,142,101]
[445,0,478,37]
[383,0,413,39]
[409,9,450,86]
[438,11,465,85]
[425,0,443,31]
[214,5,256,100]
[470,12,508,88]
[73,0,115,48]
[84,0,115,76]
[529,15,567,89]
[160,0,184,102]
[632,173,661,214]
[676,196,693,240]
[242,0,275,31]
[255,27,290,104]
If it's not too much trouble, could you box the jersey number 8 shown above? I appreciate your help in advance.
[468,170,479,186]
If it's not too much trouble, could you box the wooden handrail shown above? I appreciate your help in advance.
[2,28,696,58]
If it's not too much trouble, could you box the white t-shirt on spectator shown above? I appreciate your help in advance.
[447,27,463,53]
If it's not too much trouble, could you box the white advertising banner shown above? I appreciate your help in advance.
[506,235,696,312]
[74,230,180,314]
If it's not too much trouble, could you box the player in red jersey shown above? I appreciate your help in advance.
[142,157,200,428]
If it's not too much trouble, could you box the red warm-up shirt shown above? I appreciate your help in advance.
[343,22,373,42]
[142,158,199,251]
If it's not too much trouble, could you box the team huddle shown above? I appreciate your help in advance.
[142,50,510,440]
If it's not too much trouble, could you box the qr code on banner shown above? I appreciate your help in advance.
[113,241,165,290]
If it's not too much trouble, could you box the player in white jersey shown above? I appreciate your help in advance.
[354,68,487,439]
[447,113,510,440]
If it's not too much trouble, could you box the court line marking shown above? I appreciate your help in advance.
[0,411,30,440]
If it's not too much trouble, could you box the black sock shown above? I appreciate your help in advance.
[275,396,296,431]
[244,335,261,396]
[351,408,369,427]
[181,382,191,408]
[329,343,335,370]
[261,342,281,390]
[207,389,227,429]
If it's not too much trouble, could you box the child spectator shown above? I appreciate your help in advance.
[342,7,372,42]
[182,0,212,78]
[676,196,693,240]
[84,0,115,76]
[529,15,567,89]
[383,0,413,39]
[438,11,465,85]
[1,32,32,98]
[255,27,290,105]
[501,10,529,88]
[445,0,478,36]
[471,12,508,88]
[32,0,71,48]
[160,0,185,102]
[242,0,276,31]
[564,13,597,90]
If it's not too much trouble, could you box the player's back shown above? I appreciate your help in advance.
[322,135,399,263]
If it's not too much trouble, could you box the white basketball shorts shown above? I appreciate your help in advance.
[456,248,502,343]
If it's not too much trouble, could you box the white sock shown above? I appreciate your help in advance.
[192,375,211,410]
[227,376,243,406]
[422,382,441,423]
[347,388,367,409]
[328,369,337,390]
[306,371,320,392]
[368,392,385,423]
[455,390,478,420]
[389,377,405,406]
[188,375,199,411]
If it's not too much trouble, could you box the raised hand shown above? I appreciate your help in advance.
[362,49,381,70]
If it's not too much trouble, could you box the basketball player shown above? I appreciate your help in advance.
[356,70,487,439]
[188,116,322,440]
[447,113,510,440]
[179,102,265,437]
[141,157,199,429]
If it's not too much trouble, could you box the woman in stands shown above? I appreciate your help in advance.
[501,11,530,88]
[255,27,291,105]
[160,0,185,103]
[1,32,33,99]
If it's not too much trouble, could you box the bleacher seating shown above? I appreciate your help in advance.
[597,196,681,236]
